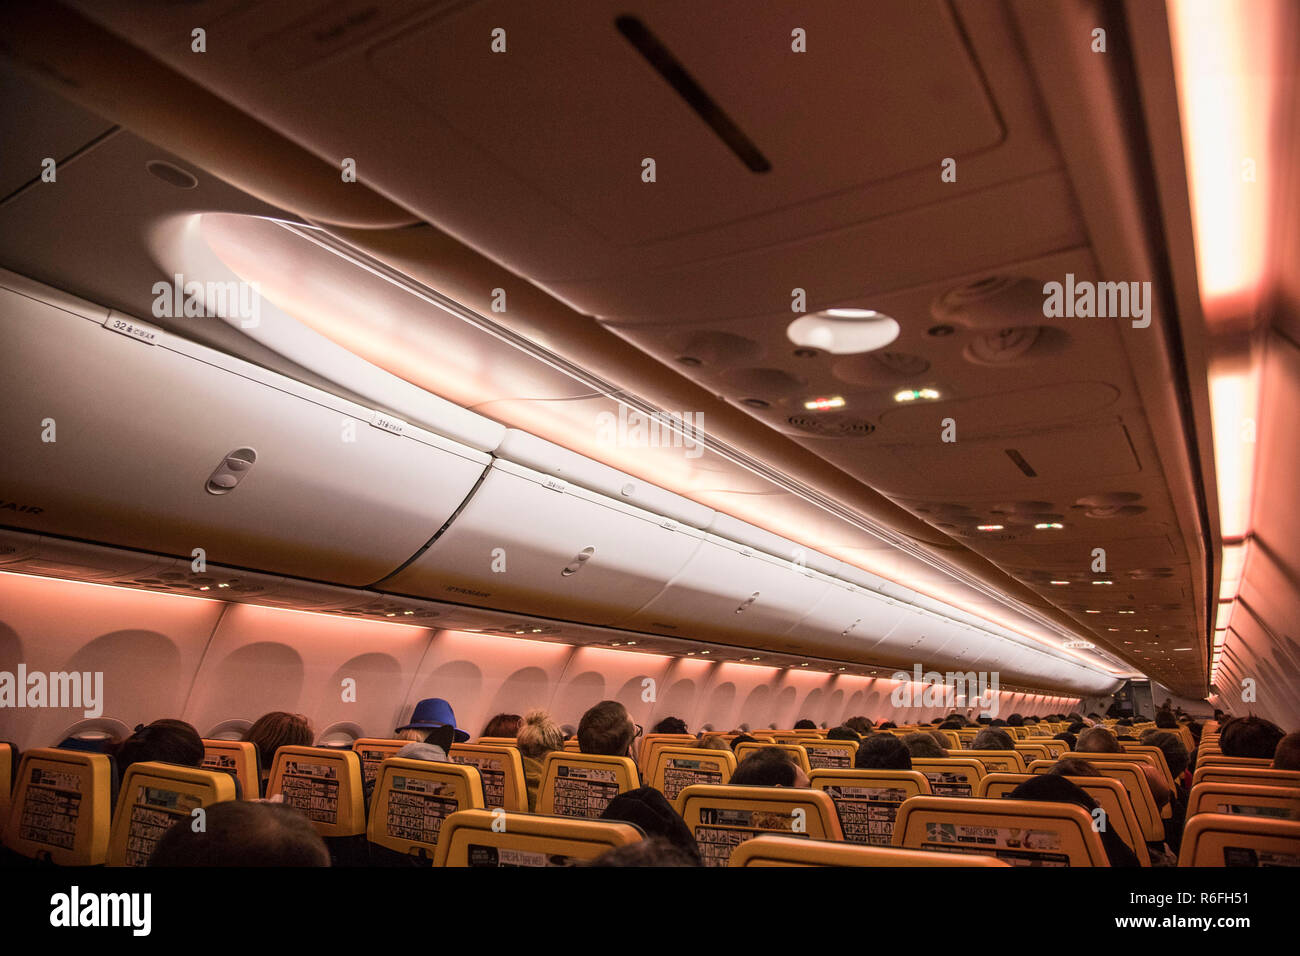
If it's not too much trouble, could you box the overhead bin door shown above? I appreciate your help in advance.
[0,286,489,585]
[624,534,832,642]
[379,459,706,624]
[785,579,906,660]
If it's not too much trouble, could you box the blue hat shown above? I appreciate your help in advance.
[396,697,469,742]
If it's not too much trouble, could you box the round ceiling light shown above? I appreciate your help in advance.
[787,309,900,355]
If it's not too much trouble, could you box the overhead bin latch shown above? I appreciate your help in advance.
[561,547,595,577]
[205,448,257,495]
[735,592,759,614]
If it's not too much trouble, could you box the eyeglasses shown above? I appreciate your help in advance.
[633,723,644,739]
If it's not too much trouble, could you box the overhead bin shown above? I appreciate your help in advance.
[623,534,833,642]
[379,458,707,625]
[706,512,842,577]
[0,281,490,586]
[784,577,906,659]
[493,428,714,529]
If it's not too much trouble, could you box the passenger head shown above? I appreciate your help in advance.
[696,734,732,751]
[826,725,861,741]
[587,837,699,867]
[854,734,912,770]
[395,697,468,753]
[971,728,1014,751]
[877,721,897,730]
[1005,775,1137,866]
[599,787,701,864]
[1272,732,1300,772]
[113,719,204,775]
[1155,710,1178,729]
[652,716,688,735]
[1067,721,1087,735]
[1006,714,1024,727]
[793,719,817,730]
[1051,757,1101,777]
[1054,732,1077,751]
[729,733,757,751]
[929,731,952,752]
[1076,727,1122,753]
[516,709,564,761]
[938,719,964,730]
[1141,730,1189,779]
[844,716,874,735]
[731,747,808,787]
[1220,716,1286,759]
[578,700,637,757]
[481,713,523,738]
[149,800,329,866]
[902,732,946,759]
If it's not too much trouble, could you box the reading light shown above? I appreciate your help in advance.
[787,309,900,354]
[803,396,846,411]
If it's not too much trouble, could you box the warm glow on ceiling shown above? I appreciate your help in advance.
[1167,0,1282,323]
[1209,363,1260,539]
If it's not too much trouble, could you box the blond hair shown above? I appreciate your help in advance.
[517,709,563,760]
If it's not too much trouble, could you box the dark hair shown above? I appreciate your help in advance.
[482,713,522,738]
[1220,716,1285,759]
[854,735,911,770]
[877,721,897,730]
[902,732,946,759]
[243,712,312,773]
[731,748,799,787]
[793,719,817,730]
[1054,732,1077,751]
[113,719,204,776]
[599,787,700,863]
[844,717,874,734]
[989,718,1006,727]
[1005,775,1138,866]
[971,728,1014,751]
[1141,730,1189,779]
[1155,710,1178,729]
[1067,721,1087,734]
[149,801,329,866]
[587,837,700,867]
[976,716,992,725]
[1273,732,1300,772]
[578,700,635,756]
[1051,757,1101,777]
[729,733,757,751]
[652,717,688,735]
[938,719,964,730]
[826,725,861,741]
[1006,714,1024,727]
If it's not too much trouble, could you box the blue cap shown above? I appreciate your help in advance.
[396,697,469,742]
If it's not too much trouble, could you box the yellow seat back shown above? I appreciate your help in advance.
[1119,744,1176,790]
[964,749,1027,773]
[801,738,858,769]
[449,743,529,811]
[1178,813,1300,866]
[677,784,842,866]
[1023,738,1069,758]
[638,733,696,772]
[646,746,736,804]
[200,739,260,799]
[730,834,1008,867]
[433,809,642,866]
[537,752,638,818]
[366,757,484,859]
[1035,758,1165,842]
[911,757,986,796]
[895,795,1110,866]
[352,738,408,789]
[1015,742,1052,764]
[1196,754,1273,769]
[2,748,111,865]
[1191,766,1300,790]
[976,772,1149,865]
[733,742,812,774]
[809,768,930,846]
[108,761,236,866]
[266,745,366,837]
[1187,782,1300,820]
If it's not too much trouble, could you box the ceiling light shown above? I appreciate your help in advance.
[1049,580,1070,585]
[976,524,1004,531]
[1091,580,1112,585]
[700,650,710,655]
[1035,522,1065,530]
[894,388,941,403]
[1118,610,1135,615]
[787,310,900,354]
[1216,604,1233,629]
[626,641,637,646]
[803,396,846,411]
